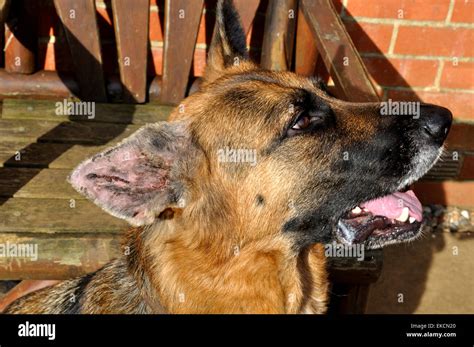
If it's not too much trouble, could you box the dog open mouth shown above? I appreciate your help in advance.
[336,190,423,249]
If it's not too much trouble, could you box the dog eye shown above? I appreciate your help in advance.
[288,111,324,136]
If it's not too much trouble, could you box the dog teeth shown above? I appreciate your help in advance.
[396,207,409,222]
[351,206,362,214]
[409,216,416,224]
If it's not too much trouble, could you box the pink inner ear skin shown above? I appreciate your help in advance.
[69,141,171,224]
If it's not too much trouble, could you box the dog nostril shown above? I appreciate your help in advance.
[420,105,452,143]
[423,124,448,138]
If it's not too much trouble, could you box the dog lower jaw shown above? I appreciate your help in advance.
[396,145,444,191]
[332,144,443,250]
[335,219,424,250]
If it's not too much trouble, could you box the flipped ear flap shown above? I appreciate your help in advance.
[68,122,194,226]
[205,0,249,83]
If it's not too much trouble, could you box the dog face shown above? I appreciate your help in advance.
[69,0,451,252]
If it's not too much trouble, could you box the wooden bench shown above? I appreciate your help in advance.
[0,0,382,313]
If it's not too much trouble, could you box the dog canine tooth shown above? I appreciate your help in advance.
[396,207,410,222]
[409,216,416,224]
[351,206,362,214]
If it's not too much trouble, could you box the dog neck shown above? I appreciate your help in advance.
[123,211,328,314]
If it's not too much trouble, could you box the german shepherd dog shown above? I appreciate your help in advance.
[5,0,451,314]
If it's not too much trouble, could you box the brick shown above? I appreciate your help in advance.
[386,90,474,121]
[394,26,474,57]
[192,48,207,77]
[148,46,163,76]
[38,43,56,71]
[343,21,394,53]
[345,0,451,21]
[246,12,266,47]
[196,12,211,44]
[96,7,113,26]
[446,123,474,150]
[459,155,474,179]
[440,61,474,89]
[414,181,474,207]
[149,10,163,42]
[451,0,474,23]
[364,57,439,87]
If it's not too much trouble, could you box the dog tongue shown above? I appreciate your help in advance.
[360,190,423,222]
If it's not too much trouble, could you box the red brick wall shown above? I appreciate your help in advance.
[24,0,474,207]
[339,0,473,122]
[334,0,473,207]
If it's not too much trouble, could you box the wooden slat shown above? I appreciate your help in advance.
[261,0,297,71]
[300,0,379,102]
[160,0,204,105]
[0,232,383,281]
[234,0,260,35]
[112,0,150,103]
[4,0,37,74]
[49,144,109,169]
[0,0,10,24]
[0,69,79,100]
[0,142,88,168]
[328,250,383,284]
[1,99,173,124]
[0,70,169,101]
[0,142,115,169]
[0,198,128,233]
[0,168,82,199]
[0,119,139,144]
[0,233,120,279]
[295,7,318,76]
[0,0,10,71]
[53,0,107,101]
[0,0,9,68]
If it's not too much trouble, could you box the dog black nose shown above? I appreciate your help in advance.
[420,104,452,144]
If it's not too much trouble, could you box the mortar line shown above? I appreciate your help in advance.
[445,0,456,24]
[388,22,400,54]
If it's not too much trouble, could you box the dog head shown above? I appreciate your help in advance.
[69,0,451,251]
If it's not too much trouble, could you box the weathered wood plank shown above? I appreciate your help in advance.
[54,0,107,101]
[0,233,383,281]
[0,233,120,279]
[0,119,139,144]
[234,0,260,35]
[0,168,82,199]
[43,144,109,170]
[328,250,383,284]
[0,198,128,233]
[261,0,297,71]
[0,142,111,169]
[112,0,150,103]
[160,0,204,105]
[0,0,10,25]
[1,99,173,124]
[300,0,379,102]
[295,7,318,76]
[0,69,79,100]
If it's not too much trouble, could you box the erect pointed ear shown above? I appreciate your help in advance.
[204,0,249,83]
[68,121,197,226]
